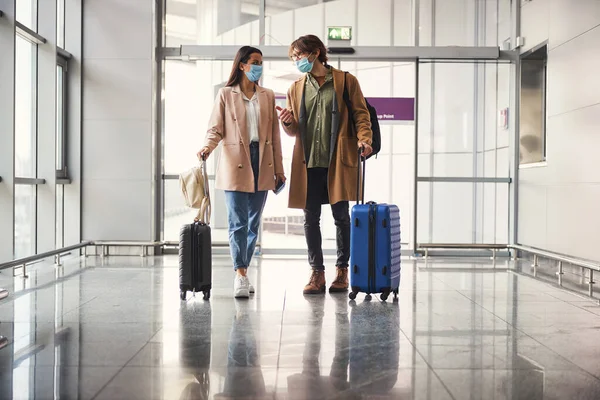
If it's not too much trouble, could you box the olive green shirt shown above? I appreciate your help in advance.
[304,69,334,168]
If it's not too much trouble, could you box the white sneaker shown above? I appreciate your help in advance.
[234,276,250,298]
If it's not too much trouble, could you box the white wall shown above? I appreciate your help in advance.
[82,0,155,241]
[517,0,600,261]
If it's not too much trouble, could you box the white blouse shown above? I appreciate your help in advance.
[242,92,260,143]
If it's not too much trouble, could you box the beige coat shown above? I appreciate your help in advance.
[283,67,373,209]
[204,85,284,193]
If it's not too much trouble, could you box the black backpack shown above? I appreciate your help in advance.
[342,72,381,159]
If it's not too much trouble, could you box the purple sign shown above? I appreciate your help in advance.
[366,97,415,121]
[274,95,415,122]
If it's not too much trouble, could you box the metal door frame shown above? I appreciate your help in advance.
[156,45,516,255]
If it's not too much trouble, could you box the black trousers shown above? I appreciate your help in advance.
[303,168,350,271]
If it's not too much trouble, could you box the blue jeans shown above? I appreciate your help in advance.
[225,142,268,270]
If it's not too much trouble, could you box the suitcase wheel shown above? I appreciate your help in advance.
[381,291,389,302]
[348,291,357,300]
[393,289,399,302]
[180,291,187,301]
[365,294,372,301]
[202,290,210,301]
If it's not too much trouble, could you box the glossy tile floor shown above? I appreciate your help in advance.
[1,255,600,399]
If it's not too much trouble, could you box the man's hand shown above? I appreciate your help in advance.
[276,106,294,125]
[359,142,373,158]
[197,147,211,161]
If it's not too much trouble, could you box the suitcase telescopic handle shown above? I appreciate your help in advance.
[356,147,366,204]
[195,156,211,225]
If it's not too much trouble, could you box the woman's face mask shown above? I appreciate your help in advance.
[295,53,315,73]
[244,63,263,82]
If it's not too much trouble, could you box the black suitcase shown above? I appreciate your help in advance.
[179,221,212,301]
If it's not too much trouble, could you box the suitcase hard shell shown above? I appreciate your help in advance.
[349,202,401,301]
[179,221,212,300]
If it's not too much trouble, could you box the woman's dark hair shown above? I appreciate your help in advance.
[289,35,328,64]
[226,46,263,87]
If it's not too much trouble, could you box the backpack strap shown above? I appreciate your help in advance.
[342,71,355,124]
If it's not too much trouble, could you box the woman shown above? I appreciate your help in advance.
[277,35,372,295]
[198,46,285,299]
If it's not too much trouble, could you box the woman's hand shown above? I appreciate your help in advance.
[275,173,286,184]
[197,147,211,161]
[276,106,294,125]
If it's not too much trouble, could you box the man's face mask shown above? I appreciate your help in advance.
[295,53,315,73]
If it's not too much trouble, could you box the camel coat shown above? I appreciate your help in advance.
[204,85,284,193]
[282,67,372,209]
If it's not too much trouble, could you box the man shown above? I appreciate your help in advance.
[278,35,373,294]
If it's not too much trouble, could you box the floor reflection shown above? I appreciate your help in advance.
[215,301,267,399]
[286,295,401,400]
[0,256,599,399]
[179,301,211,400]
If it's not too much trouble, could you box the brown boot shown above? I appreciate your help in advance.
[303,270,326,294]
[329,267,349,292]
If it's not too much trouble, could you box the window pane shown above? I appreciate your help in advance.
[417,62,512,178]
[417,182,509,245]
[265,0,413,47]
[520,46,547,165]
[15,185,36,259]
[57,0,65,48]
[56,185,64,249]
[419,0,512,46]
[56,65,64,171]
[15,37,37,179]
[165,0,259,46]
[16,0,37,31]
[265,1,321,46]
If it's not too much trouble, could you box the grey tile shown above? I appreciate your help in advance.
[436,368,600,400]
[93,367,279,400]
[0,365,122,400]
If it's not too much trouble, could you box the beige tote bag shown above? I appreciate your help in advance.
[179,159,211,224]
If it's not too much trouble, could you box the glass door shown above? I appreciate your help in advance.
[258,59,416,253]
[415,61,512,250]
[163,60,232,245]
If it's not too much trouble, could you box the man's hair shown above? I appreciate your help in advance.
[289,34,328,64]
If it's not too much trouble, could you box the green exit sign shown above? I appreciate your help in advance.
[327,26,352,41]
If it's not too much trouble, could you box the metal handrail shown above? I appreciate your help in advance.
[92,241,164,258]
[419,243,508,249]
[417,243,509,259]
[510,244,600,271]
[0,241,92,277]
[93,241,163,246]
[510,244,599,297]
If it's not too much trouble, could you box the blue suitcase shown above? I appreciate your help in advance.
[349,152,401,302]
